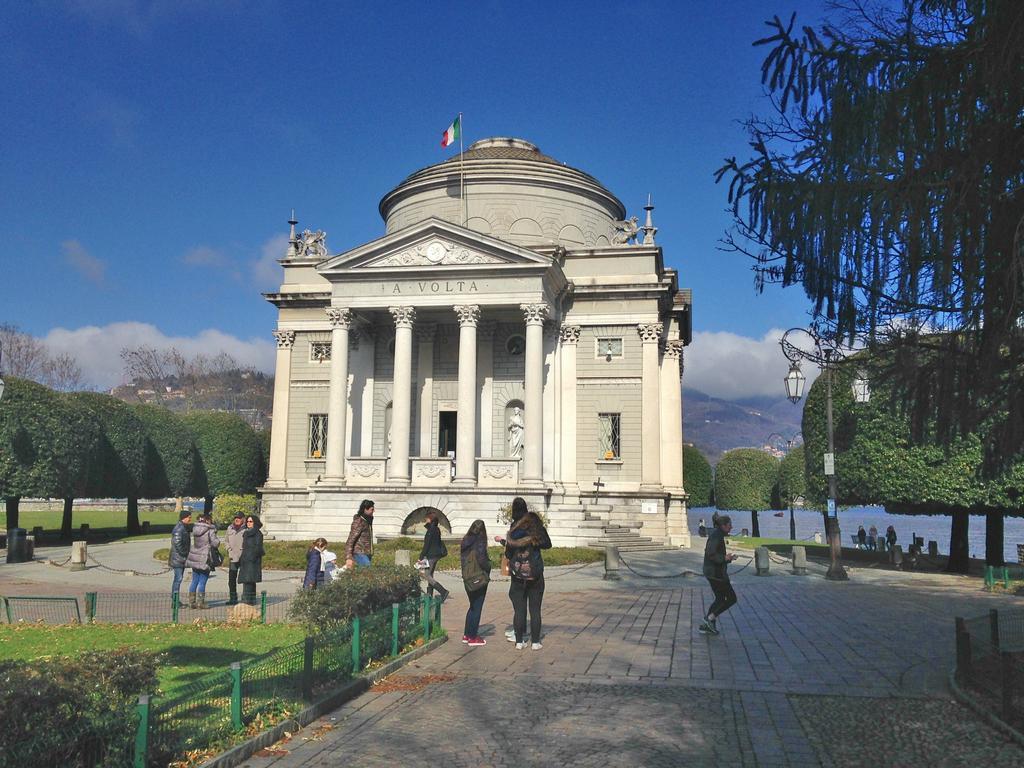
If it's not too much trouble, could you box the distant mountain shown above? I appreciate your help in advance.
[682,388,802,464]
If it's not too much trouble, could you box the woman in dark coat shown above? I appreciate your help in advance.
[460,519,491,647]
[418,511,450,602]
[238,515,265,606]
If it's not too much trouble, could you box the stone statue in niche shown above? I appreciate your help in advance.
[507,406,524,458]
[612,216,640,245]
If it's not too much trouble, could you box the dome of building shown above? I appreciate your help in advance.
[378,137,627,249]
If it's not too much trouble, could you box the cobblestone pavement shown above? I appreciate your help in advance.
[239,569,1024,768]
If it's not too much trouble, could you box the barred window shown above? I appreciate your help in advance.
[310,341,332,362]
[596,337,623,359]
[598,413,620,459]
[308,414,328,458]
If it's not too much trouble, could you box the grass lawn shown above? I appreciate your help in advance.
[19,507,180,542]
[0,622,305,693]
[728,535,828,549]
[153,536,604,571]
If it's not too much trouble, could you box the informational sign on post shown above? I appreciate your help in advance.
[823,453,835,476]
[827,498,837,518]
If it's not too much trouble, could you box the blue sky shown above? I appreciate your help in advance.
[1,0,837,397]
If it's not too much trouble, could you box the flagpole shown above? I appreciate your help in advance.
[459,112,466,226]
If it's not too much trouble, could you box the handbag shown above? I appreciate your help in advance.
[208,546,224,570]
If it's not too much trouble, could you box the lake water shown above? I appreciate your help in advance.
[688,506,1024,563]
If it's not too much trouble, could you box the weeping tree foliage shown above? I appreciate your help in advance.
[182,411,263,509]
[715,448,781,537]
[718,1,1024,475]
[69,392,149,534]
[801,356,1024,569]
[133,404,207,500]
[683,444,713,507]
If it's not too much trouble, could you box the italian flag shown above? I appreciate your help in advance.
[441,115,461,148]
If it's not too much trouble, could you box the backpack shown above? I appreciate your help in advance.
[510,544,542,581]
[462,548,490,591]
[208,546,224,570]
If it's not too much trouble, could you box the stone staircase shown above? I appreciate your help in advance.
[575,504,680,552]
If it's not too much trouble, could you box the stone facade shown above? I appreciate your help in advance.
[262,138,693,546]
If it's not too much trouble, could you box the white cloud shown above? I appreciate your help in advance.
[40,322,275,391]
[251,234,289,291]
[182,245,230,268]
[62,239,107,285]
[684,328,822,400]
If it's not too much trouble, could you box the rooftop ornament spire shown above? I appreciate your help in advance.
[287,210,298,258]
[641,194,658,245]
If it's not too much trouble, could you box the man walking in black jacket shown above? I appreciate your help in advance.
[418,510,450,602]
[700,514,738,635]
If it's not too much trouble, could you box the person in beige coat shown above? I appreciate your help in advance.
[225,513,246,605]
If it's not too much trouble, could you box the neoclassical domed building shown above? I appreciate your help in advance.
[261,137,692,546]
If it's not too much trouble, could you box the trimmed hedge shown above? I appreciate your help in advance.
[0,647,158,766]
[714,448,780,511]
[289,564,421,631]
[183,411,263,497]
[682,444,713,507]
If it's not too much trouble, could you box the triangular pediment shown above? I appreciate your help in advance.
[318,218,554,275]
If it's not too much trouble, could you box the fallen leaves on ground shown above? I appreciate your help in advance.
[373,673,457,692]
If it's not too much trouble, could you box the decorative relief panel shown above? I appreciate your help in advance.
[477,458,520,488]
[370,239,506,268]
[346,458,386,486]
[411,458,452,487]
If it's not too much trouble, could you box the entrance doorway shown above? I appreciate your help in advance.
[438,411,457,457]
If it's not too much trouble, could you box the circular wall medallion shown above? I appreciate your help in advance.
[425,241,447,263]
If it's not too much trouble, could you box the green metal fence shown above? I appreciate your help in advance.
[137,595,441,768]
[0,591,293,624]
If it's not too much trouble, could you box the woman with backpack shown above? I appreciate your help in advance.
[497,498,551,650]
[460,519,491,647]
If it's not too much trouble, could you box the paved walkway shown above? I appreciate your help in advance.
[4,541,1024,766]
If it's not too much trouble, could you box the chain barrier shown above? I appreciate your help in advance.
[616,551,704,579]
[87,555,171,577]
[46,556,71,567]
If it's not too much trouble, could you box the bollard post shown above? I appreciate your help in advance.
[394,549,411,567]
[391,603,400,657]
[989,609,1000,651]
[302,636,314,700]
[230,662,243,730]
[134,694,150,768]
[984,565,994,589]
[1003,566,1010,589]
[604,545,621,581]
[85,591,97,623]
[927,540,939,557]
[70,540,88,571]
[891,545,903,569]
[141,521,150,534]
[171,592,179,624]
[260,591,267,624]
[791,546,808,576]
[351,616,361,673]
[755,546,770,576]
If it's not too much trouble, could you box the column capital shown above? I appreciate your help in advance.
[637,323,663,344]
[663,339,684,359]
[326,307,354,329]
[559,325,582,345]
[478,319,498,341]
[388,306,416,329]
[273,330,296,348]
[416,323,437,343]
[454,305,481,327]
[520,303,549,326]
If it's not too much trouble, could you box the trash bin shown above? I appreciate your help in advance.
[6,528,28,564]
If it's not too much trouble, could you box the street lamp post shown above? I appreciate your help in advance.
[0,340,5,401]
[781,328,869,581]
[785,432,802,542]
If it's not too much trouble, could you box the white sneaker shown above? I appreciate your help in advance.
[531,642,543,650]
[515,642,526,650]
[505,629,515,640]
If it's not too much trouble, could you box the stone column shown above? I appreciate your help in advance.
[323,309,353,482]
[417,324,436,457]
[521,303,549,484]
[638,323,663,490]
[267,330,295,485]
[388,306,415,483]
[478,321,497,457]
[660,340,684,491]
[454,305,480,483]
[357,329,376,457]
[559,326,581,492]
